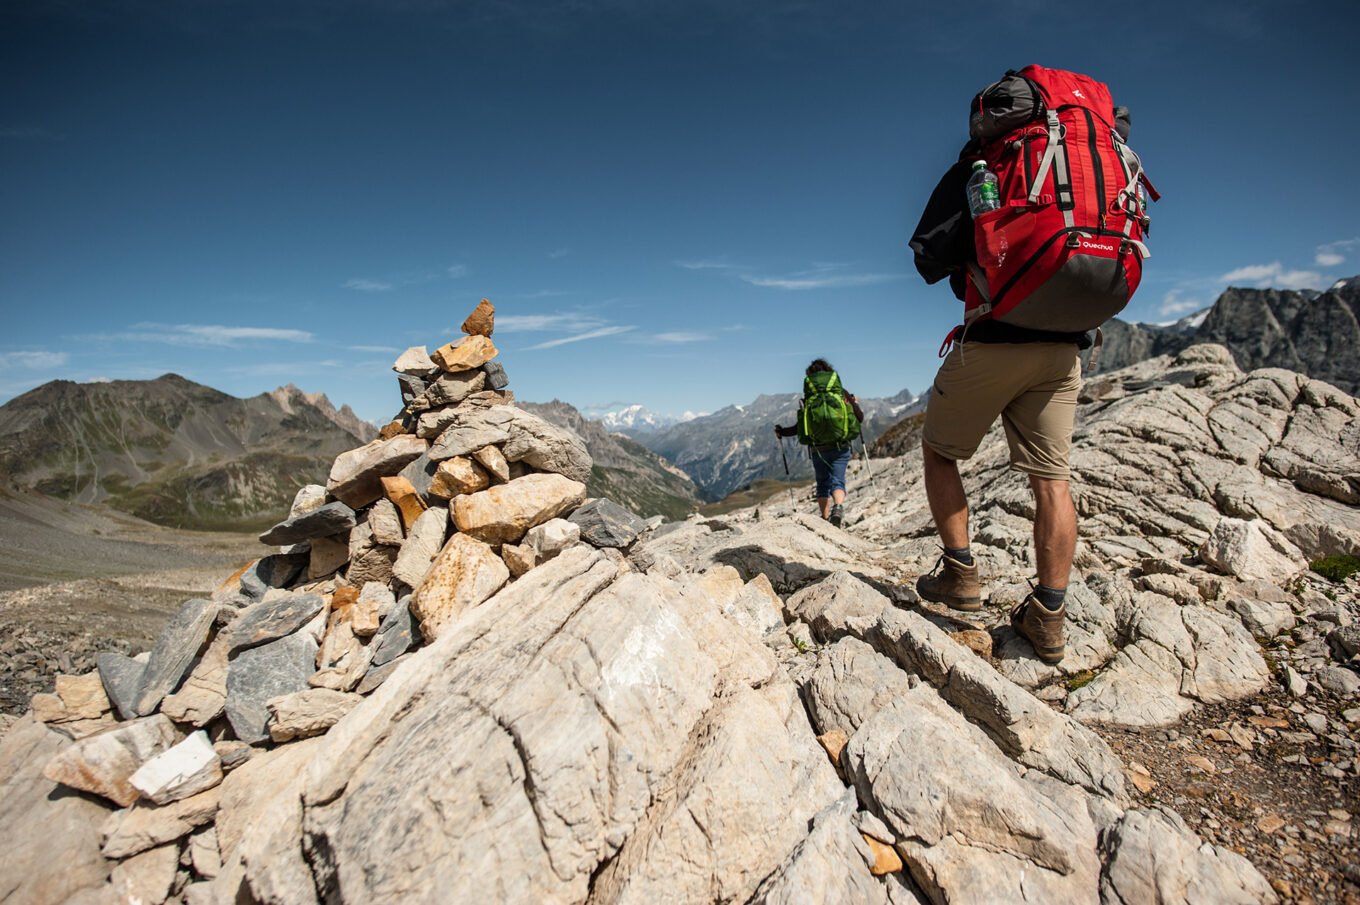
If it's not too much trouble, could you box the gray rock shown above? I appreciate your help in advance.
[1100,806,1276,904]
[288,484,327,518]
[42,713,180,806]
[258,501,357,546]
[391,505,449,589]
[396,372,426,406]
[107,840,180,905]
[134,598,218,716]
[225,632,319,745]
[161,632,232,726]
[398,451,439,503]
[239,552,308,602]
[100,786,221,860]
[0,717,114,905]
[326,436,428,508]
[392,345,439,377]
[752,792,911,905]
[1331,623,1360,660]
[98,651,148,720]
[569,497,647,548]
[482,360,509,390]
[428,404,592,483]
[1315,664,1360,697]
[370,596,420,667]
[244,546,801,902]
[225,593,325,654]
[356,655,408,694]
[367,497,405,546]
[267,689,362,742]
[411,368,486,411]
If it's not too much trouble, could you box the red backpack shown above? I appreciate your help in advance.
[961,65,1157,336]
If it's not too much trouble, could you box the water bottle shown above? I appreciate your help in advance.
[966,160,1001,217]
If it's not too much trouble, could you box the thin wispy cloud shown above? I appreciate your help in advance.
[525,325,636,350]
[742,270,906,290]
[349,344,401,354]
[0,350,69,369]
[344,278,394,292]
[547,247,571,259]
[1315,238,1360,268]
[675,257,742,271]
[83,324,315,347]
[496,312,606,333]
[447,263,469,278]
[1219,262,1325,290]
[633,331,712,344]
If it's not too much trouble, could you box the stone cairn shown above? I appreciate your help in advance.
[19,298,649,904]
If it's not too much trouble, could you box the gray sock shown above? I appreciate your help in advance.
[946,546,973,566]
[1035,584,1066,611]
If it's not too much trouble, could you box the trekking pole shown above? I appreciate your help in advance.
[858,429,875,485]
[777,436,796,511]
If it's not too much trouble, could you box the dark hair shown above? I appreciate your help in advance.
[806,358,833,375]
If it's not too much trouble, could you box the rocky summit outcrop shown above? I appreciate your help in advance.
[4,328,1355,904]
[1096,278,1360,394]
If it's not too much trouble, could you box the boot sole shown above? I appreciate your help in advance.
[1032,645,1065,664]
[917,587,983,612]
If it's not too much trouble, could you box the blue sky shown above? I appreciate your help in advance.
[2,0,1357,424]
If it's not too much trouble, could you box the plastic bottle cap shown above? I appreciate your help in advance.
[971,160,987,170]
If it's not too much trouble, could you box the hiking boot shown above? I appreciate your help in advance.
[915,554,982,612]
[829,503,845,527]
[1010,595,1065,663]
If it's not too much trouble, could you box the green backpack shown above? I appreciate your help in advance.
[797,371,860,447]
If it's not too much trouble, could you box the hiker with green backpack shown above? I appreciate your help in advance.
[773,359,865,527]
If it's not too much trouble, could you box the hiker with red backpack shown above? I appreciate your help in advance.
[908,66,1155,664]
[774,359,866,527]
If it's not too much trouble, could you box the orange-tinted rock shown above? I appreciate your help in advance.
[429,457,490,499]
[410,534,510,640]
[461,298,495,337]
[862,833,903,875]
[380,475,427,531]
[378,420,408,441]
[430,335,497,372]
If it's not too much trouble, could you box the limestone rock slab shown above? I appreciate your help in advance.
[428,404,592,482]
[134,598,218,716]
[452,472,587,546]
[391,505,449,589]
[392,345,439,377]
[267,688,362,742]
[0,717,114,905]
[431,334,497,371]
[1199,517,1306,584]
[42,713,179,806]
[129,730,223,805]
[100,786,221,859]
[326,435,428,508]
[258,501,356,546]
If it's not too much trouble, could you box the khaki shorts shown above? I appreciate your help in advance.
[922,342,1081,481]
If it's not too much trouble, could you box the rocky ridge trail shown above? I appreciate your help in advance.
[0,313,1354,903]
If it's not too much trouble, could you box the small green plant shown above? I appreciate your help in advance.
[1066,669,1097,692]
[1309,554,1360,583]
[791,636,811,653]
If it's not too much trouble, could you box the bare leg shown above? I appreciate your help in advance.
[1030,475,1076,588]
[817,497,831,518]
[923,443,969,549]
[832,489,846,505]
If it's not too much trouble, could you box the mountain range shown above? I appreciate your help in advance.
[519,400,704,519]
[0,376,374,531]
[577,402,704,434]
[1099,278,1360,391]
[634,387,917,500]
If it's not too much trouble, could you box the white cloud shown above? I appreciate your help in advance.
[446,264,468,278]
[675,258,741,271]
[348,344,400,354]
[85,376,113,383]
[635,331,711,344]
[1218,262,1325,290]
[742,271,905,290]
[0,350,68,370]
[343,278,394,292]
[496,312,604,333]
[525,325,635,350]
[1315,238,1360,268]
[1159,289,1203,319]
[85,324,315,347]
